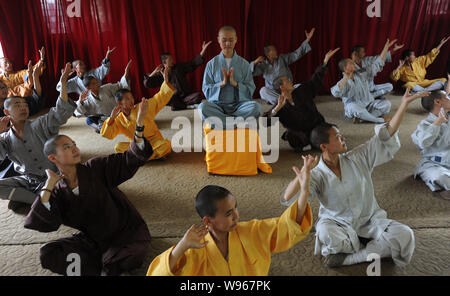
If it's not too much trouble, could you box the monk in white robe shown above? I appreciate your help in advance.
[411,90,450,199]
[281,88,429,267]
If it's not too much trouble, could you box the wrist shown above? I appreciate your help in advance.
[136,124,145,132]
[44,181,57,190]
[177,239,190,252]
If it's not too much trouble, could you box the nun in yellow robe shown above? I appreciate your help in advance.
[101,81,175,161]
[390,48,446,91]
[147,182,314,276]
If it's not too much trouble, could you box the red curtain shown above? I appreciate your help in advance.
[0,0,448,106]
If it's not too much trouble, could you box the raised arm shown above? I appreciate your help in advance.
[100,105,123,139]
[91,104,153,188]
[59,63,72,103]
[292,155,318,224]
[303,48,339,96]
[250,56,267,77]
[283,155,319,206]
[24,169,64,233]
[331,73,352,98]
[147,66,175,115]
[387,87,431,137]
[143,64,164,88]
[166,224,208,275]
[391,59,405,82]
[283,28,314,65]
[446,73,450,95]
[436,36,450,53]
[411,111,447,149]
[380,39,397,62]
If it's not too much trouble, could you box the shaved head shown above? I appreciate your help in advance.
[218,26,237,36]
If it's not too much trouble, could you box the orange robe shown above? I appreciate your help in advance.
[390,48,446,89]
[101,82,175,160]
[0,62,45,97]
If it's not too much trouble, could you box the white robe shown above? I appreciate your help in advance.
[75,75,130,117]
[411,113,450,191]
[282,124,415,266]
[331,57,391,123]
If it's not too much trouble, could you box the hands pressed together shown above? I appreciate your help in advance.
[221,67,237,88]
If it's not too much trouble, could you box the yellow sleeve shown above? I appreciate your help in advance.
[6,69,33,97]
[390,67,402,82]
[416,48,439,69]
[9,69,27,86]
[146,245,203,276]
[240,202,313,256]
[100,117,124,140]
[146,246,178,276]
[147,81,175,116]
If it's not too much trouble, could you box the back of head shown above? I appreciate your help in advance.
[310,123,337,150]
[351,45,364,55]
[160,52,171,64]
[114,88,131,103]
[83,75,97,88]
[44,135,67,157]
[402,49,414,61]
[338,59,349,72]
[421,91,443,112]
[195,185,231,218]
[263,44,274,56]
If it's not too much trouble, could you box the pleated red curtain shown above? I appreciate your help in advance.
[0,0,448,106]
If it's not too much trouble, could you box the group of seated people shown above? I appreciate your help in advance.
[0,25,449,276]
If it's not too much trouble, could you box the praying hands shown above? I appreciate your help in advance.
[221,67,237,88]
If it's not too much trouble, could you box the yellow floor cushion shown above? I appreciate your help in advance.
[204,126,272,176]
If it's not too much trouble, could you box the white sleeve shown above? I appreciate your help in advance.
[42,201,51,211]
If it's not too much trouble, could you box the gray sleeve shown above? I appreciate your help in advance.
[282,40,312,65]
[331,77,350,98]
[56,77,78,93]
[34,97,77,137]
[250,61,266,77]
[366,56,386,78]
[102,75,130,100]
[75,97,96,116]
[91,59,111,81]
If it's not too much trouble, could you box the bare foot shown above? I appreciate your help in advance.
[353,117,361,124]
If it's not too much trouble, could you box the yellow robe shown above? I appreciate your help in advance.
[390,48,447,89]
[146,202,313,276]
[0,62,45,97]
[101,81,175,160]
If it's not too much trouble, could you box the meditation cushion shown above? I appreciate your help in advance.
[203,126,272,176]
